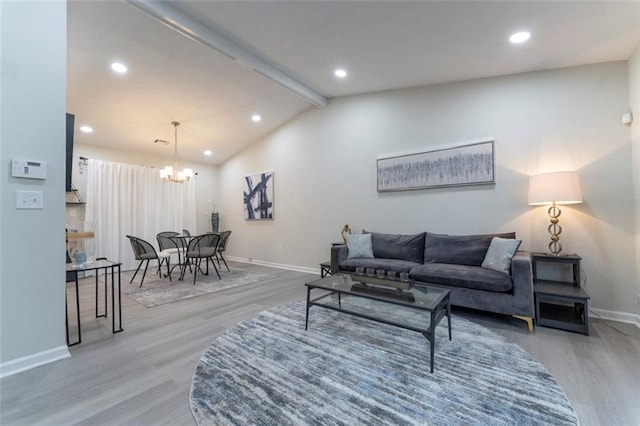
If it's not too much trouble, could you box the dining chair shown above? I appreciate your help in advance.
[157,231,181,258]
[156,231,180,251]
[182,229,191,237]
[182,233,221,284]
[157,231,191,277]
[215,230,232,272]
[126,235,171,287]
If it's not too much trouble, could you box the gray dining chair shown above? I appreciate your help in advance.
[182,233,221,284]
[156,231,179,251]
[127,235,171,287]
[215,230,232,272]
[156,231,189,276]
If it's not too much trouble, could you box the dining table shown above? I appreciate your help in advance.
[168,234,193,280]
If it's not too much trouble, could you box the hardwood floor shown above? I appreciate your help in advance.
[1,262,639,425]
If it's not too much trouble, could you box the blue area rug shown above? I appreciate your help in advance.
[190,300,578,425]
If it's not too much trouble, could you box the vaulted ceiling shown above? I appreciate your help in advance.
[67,1,640,165]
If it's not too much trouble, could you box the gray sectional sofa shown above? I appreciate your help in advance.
[330,231,535,331]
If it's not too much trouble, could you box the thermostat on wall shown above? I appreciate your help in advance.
[11,159,47,180]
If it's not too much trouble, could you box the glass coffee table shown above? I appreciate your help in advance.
[305,273,451,373]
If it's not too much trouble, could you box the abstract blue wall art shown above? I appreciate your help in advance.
[243,172,274,220]
[377,140,494,192]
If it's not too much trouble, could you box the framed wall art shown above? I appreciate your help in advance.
[376,140,494,192]
[243,172,274,220]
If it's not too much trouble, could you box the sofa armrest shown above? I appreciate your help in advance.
[510,250,535,317]
[331,244,348,273]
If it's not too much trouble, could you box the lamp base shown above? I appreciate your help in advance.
[547,203,563,255]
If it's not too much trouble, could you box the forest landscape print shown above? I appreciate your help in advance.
[377,140,494,192]
[243,172,274,220]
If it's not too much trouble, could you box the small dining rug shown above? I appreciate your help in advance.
[190,300,578,425]
[122,266,272,308]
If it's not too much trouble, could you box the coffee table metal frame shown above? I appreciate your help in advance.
[305,274,451,373]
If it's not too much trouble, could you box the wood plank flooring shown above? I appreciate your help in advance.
[1,262,639,425]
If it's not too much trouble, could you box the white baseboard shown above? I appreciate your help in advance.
[226,256,318,275]
[0,345,70,379]
[590,308,640,329]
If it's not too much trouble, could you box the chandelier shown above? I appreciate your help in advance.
[160,121,193,183]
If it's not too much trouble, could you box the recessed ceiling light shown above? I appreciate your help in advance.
[111,62,127,73]
[251,114,262,122]
[79,125,93,133]
[334,69,348,78]
[204,150,212,156]
[509,31,531,44]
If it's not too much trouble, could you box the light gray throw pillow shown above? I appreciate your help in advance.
[346,234,374,259]
[481,237,522,274]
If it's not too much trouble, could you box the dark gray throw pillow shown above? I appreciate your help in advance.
[424,232,517,266]
[363,230,426,263]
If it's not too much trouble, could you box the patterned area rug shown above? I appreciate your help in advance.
[122,266,271,308]
[190,300,578,425]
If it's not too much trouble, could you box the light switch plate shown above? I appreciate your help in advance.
[16,190,44,209]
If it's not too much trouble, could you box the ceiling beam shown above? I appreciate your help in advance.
[124,0,328,108]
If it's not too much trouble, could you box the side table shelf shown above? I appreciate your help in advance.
[535,282,590,335]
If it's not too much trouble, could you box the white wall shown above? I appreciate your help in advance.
[0,1,69,374]
[629,45,640,317]
[69,143,219,235]
[220,62,637,316]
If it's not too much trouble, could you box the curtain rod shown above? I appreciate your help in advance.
[81,156,198,175]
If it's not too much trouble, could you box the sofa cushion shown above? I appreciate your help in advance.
[410,263,514,292]
[346,234,374,259]
[340,258,421,274]
[424,232,516,266]
[363,231,426,263]
[481,237,522,274]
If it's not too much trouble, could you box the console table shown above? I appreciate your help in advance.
[65,258,123,346]
[532,253,590,335]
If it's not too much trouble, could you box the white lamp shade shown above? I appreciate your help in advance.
[528,171,583,205]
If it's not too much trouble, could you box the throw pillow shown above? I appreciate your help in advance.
[481,237,522,274]
[424,232,517,266]
[346,234,374,259]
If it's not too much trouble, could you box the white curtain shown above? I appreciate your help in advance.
[85,159,197,271]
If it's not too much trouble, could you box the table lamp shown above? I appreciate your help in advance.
[528,171,583,255]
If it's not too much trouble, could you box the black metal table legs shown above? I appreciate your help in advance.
[65,260,123,346]
[66,271,82,346]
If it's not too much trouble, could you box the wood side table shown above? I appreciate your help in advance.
[320,261,332,278]
[532,253,590,335]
